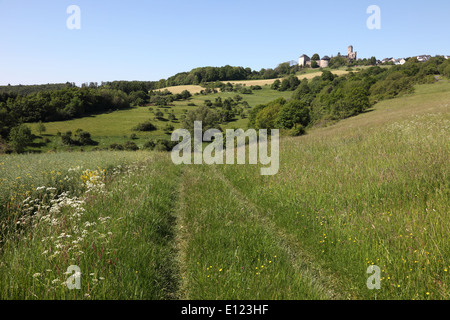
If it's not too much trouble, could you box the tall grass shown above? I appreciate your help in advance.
[218,84,450,299]
[0,153,182,299]
[0,151,150,225]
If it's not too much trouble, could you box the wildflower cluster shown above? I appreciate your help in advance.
[1,163,126,298]
[80,168,107,194]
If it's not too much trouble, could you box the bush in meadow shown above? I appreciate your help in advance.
[124,141,139,151]
[133,120,157,132]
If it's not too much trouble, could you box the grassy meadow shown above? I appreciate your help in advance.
[0,80,448,300]
[27,85,294,152]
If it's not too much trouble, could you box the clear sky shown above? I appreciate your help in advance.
[1,0,449,85]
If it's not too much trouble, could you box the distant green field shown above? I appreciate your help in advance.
[26,68,353,153]
[28,86,293,152]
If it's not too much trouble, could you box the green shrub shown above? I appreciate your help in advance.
[276,100,310,129]
[155,111,164,119]
[61,132,73,146]
[124,141,139,151]
[78,131,97,146]
[163,124,175,135]
[154,143,169,152]
[289,124,306,136]
[180,90,192,100]
[133,121,157,132]
[109,143,124,151]
[444,64,450,78]
[255,103,282,129]
[153,139,177,152]
[251,98,286,129]
[239,87,253,94]
[271,80,281,90]
[143,140,156,150]
[61,130,97,146]
[182,106,221,135]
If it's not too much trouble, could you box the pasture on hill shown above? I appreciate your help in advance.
[26,86,294,152]
[160,69,351,94]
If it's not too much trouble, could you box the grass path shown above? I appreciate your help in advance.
[173,166,189,300]
[208,167,346,300]
[174,165,333,300]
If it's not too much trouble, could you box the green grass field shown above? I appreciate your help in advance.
[27,85,294,152]
[0,80,449,300]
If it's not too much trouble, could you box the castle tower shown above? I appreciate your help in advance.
[348,45,357,61]
[320,56,330,68]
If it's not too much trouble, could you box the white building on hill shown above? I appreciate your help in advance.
[416,55,431,62]
[298,54,311,67]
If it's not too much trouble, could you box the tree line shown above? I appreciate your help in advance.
[0,82,76,96]
[0,61,297,98]
[163,63,299,87]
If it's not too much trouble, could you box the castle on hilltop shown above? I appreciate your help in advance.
[299,45,357,68]
[344,45,357,60]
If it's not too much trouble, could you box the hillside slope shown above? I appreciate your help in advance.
[1,80,448,300]
[209,80,450,299]
[160,69,350,94]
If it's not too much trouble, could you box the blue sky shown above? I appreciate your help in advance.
[1,0,449,85]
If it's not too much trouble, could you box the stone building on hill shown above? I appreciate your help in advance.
[298,54,311,67]
[320,56,330,68]
[347,45,357,60]
[298,45,356,68]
